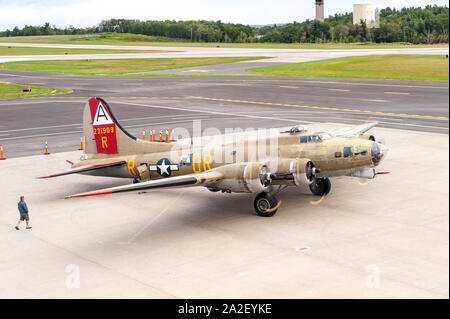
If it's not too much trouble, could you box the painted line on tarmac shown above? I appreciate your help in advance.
[384,92,410,95]
[190,97,449,120]
[43,96,449,120]
[0,122,84,134]
[0,130,83,141]
[245,79,449,90]
[2,72,448,89]
[0,114,214,134]
[328,88,350,92]
[114,100,313,125]
[1,116,264,141]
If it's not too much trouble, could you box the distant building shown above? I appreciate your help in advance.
[315,0,325,22]
[353,2,379,28]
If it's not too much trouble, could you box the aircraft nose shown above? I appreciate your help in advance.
[371,142,388,166]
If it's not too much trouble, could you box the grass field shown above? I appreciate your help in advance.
[0,33,448,49]
[0,82,72,100]
[0,46,172,56]
[248,55,449,81]
[1,57,267,76]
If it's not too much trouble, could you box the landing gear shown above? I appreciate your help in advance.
[309,178,331,196]
[254,192,280,217]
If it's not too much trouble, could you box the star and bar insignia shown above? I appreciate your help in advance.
[149,158,179,177]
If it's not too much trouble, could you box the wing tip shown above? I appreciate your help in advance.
[36,175,51,179]
[65,188,113,199]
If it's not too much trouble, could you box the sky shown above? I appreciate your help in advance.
[0,0,448,30]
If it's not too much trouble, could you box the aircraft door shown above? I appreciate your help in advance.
[137,164,151,181]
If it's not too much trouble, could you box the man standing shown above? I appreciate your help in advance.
[16,196,31,230]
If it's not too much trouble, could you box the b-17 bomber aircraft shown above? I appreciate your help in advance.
[38,97,389,217]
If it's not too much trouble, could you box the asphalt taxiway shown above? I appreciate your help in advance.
[0,69,448,158]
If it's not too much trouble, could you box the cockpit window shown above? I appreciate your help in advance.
[308,135,322,142]
[335,151,342,158]
[300,135,323,144]
[344,147,353,157]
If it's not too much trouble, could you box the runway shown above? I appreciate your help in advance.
[0,42,448,63]
[0,60,448,298]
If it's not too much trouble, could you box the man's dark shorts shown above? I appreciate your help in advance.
[20,213,29,221]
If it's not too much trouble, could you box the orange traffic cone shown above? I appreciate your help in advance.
[159,129,163,142]
[165,128,169,143]
[44,140,50,155]
[0,144,6,160]
[79,136,84,150]
[171,129,175,142]
[142,129,146,141]
[152,129,156,142]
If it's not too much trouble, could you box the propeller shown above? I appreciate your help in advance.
[306,162,320,181]
[259,165,273,187]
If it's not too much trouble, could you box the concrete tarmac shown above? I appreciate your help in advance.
[0,124,448,298]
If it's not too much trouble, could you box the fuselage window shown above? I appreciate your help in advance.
[360,150,368,156]
[344,147,353,157]
[335,151,342,158]
[300,136,308,143]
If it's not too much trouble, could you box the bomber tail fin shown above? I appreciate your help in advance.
[83,97,170,157]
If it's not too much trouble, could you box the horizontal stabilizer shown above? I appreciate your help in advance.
[332,122,378,138]
[37,160,126,179]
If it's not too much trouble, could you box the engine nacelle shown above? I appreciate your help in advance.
[243,163,272,193]
[290,158,318,186]
[274,158,318,187]
[205,162,272,193]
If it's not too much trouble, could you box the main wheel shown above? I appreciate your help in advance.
[309,178,331,196]
[254,192,280,217]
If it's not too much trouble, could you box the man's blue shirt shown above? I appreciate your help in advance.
[18,201,28,214]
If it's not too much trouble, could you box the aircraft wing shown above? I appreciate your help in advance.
[65,170,224,198]
[37,160,127,179]
[331,122,378,138]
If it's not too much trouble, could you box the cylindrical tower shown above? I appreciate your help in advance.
[353,2,376,27]
[315,0,324,22]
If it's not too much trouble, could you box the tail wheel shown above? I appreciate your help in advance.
[309,178,331,196]
[254,192,280,217]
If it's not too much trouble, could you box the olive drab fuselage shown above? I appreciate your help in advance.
[74,131,378,183]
